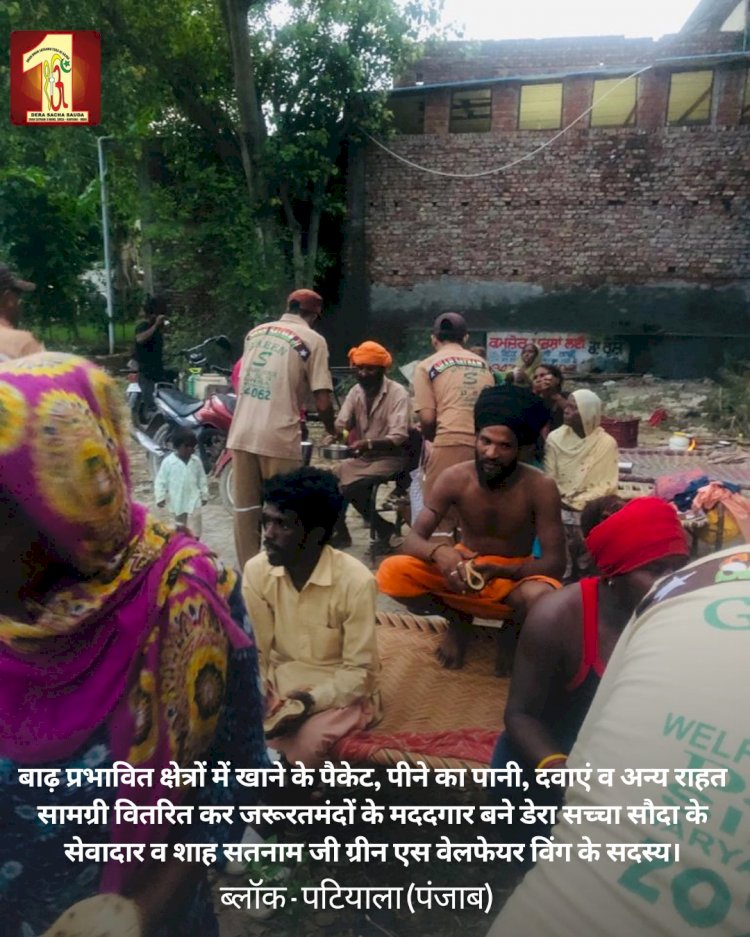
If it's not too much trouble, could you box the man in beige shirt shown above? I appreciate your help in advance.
[228,289,336,566]
[0,263,44,361]
[325,340,411,548]
[242,467,380,767]
[413,312,494,536]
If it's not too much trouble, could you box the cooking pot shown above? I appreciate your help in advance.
[669,432,695,452]
[320,443,354,460]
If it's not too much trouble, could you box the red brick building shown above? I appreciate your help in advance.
[340,0,750,377]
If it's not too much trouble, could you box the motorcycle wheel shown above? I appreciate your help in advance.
[149,424,171,480]
[218,463,234,514]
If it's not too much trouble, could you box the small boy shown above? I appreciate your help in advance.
[154,429,209,537]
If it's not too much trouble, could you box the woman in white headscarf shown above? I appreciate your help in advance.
[544,389,619,580]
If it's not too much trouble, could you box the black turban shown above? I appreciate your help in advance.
[474,384,549,447]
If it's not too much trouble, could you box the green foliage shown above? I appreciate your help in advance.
[705,363,750,437]
[0,164,102,329]
[1,0,444,350]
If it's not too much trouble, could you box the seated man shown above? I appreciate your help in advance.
[544,389,619,581]
[377,385,565,675]
[242,467,380,768]
[327,341,411,548]
[488,541,750,936]
[490,496,689,845]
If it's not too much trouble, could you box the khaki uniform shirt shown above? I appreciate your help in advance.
[0,325,44,362]
[228,313,332,460]
[334,378,411,487]
[242,546,381,717]
[413,343,493,447]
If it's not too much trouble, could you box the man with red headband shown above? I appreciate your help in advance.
[326,340,411,548]
[228,289,336,565]
[489,495,688,844]
[489,538,750,936]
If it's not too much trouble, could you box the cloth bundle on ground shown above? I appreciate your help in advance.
[585,496,689,577]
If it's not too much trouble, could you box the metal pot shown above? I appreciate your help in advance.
[320,443,354,460]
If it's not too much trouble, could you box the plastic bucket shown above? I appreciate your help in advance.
[601,417,639,449]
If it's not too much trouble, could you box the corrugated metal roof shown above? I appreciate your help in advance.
[389,50,750,95]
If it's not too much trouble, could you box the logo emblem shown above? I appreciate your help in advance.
[10,31,100,126]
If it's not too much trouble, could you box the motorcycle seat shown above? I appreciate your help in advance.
[217,394,237,414]
[157,386,203,417]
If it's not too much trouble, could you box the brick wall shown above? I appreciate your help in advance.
[364,66,750,292]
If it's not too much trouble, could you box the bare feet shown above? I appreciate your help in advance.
[436,622,470,669]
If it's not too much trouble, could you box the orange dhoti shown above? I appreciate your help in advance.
[376,547,560,618]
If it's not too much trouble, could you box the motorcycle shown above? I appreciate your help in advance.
[213,411,315,515]
[138,382,235,482]
[126,334,233,432]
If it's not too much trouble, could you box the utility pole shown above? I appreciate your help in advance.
[97,135,116,354]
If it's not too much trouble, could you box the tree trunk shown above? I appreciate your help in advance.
[304,188,324,285]
[280,184,305,287]
[219,0,268,205]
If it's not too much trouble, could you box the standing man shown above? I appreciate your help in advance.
[133,295,172,411]
[413,312,494,538]
[228,289,335,566]
[0,263,43,361]
[242,467,380,768]
[327,340,411,548]
[377,385,564,674]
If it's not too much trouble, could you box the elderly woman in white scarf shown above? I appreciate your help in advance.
[544,389,619,581]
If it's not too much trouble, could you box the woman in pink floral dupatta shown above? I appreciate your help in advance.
[0,353,269,936]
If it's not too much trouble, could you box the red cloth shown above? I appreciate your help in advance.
[332,727,498,768]
[584,496,688,577]
[231,358,242,393]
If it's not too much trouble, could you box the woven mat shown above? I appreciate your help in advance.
[374,612,506,734]
[332,612,506,769]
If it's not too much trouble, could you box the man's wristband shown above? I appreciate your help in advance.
[427,543,453,563]
[536,753,568,770]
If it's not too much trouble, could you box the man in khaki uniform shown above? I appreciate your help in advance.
[413,312,494,536]
[228,289,335,566]
[0,264,43,361]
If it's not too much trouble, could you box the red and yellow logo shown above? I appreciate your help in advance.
[10,31,100,126]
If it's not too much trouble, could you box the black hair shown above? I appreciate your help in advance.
[144,295,168,317]
[433,318,466,343]
[536,363,564,389]
[262,467,344,543]
[580,495,626,538]
[172,429,198,449]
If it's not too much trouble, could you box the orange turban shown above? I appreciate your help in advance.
[348,341,392,369]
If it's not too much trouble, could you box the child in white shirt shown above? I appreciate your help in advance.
[154,429,209,537]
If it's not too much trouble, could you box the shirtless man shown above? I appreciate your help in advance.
[377,385,565,673]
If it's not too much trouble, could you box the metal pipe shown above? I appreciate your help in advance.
[97,135,116,355]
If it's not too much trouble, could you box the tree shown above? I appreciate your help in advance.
[246,0,439,286]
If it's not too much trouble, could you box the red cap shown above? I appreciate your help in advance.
[287,289,323,315]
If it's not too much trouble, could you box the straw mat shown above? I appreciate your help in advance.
[332,612,506,769]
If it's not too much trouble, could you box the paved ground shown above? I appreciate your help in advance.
[129,439,406,611]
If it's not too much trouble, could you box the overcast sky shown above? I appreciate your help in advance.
[439,0,702,40]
